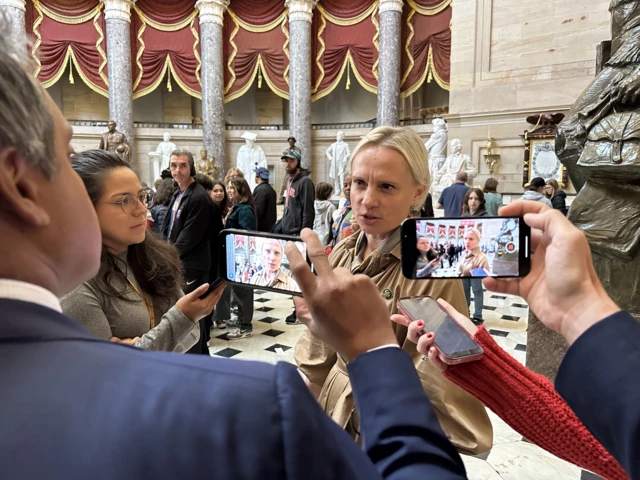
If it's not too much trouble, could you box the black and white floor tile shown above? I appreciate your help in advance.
[207,288,602,480]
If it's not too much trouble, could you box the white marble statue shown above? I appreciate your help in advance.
[237,131,267,191]
[148,132,177,181]
[433,139,477,189]
[424,118,448,181]
[326,130,351,195]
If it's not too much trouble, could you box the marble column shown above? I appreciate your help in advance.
[377,0,403,127]
[0,0,26,55]
[197,0,229,180]
[285,0,317,171]
[101,0,136,171]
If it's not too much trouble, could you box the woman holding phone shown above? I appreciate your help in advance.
[392,301,627,480]
[295,127,492,455]
[414,235,439,278]
[225,177,257,339]
[62,150,222,352]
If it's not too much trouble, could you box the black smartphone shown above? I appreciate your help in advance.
[219,229,308,297]
[401,216,531,279]
[397,296,483,365]
[198,277,224,300]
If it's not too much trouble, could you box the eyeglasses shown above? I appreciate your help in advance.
[103,193,149,214]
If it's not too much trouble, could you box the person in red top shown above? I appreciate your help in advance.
[392,299,628,480]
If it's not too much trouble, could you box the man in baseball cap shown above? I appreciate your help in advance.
[254,166,277,232]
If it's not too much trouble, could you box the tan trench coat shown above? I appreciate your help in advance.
[295,228,493,455]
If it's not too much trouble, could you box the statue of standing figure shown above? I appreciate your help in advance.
[147,132,176,181]
[433,139,477,190]
[99,120,132,163]
[236,131,267,191]
[326,131,351,195]
[556,0,640,318]
[425,118,448,182]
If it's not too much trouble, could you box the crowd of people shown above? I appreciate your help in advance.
[0,21,638,480]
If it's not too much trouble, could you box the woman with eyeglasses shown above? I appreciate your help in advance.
[61,151,222,352]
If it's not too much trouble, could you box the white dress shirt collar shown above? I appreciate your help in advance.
[0,279,62,313]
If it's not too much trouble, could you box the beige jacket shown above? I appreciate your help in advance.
[249,268,300,292]
[295,228,493,455]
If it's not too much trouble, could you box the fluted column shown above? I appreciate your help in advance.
[285,0,318,171]
[377,0,403,127]
[197,0,229,180]
[101,0,136,168]
[0,0,26,55]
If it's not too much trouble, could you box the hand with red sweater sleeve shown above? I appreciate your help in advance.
[392,300,628,480]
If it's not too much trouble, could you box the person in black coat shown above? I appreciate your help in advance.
[545,179,568,216]
[253,167,277,232]
[161,152,214,354]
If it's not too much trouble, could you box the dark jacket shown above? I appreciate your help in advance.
[253,181,277,232]
[0,298,468,480]
[208,202,224,282]
[161,181,213,272]
[150,204,168,234]
[464,207,489,217]
[279,172,315,235]
[226,202,256,231]
[551,191,568,216]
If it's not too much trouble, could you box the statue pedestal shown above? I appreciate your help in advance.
[525,311,568,382]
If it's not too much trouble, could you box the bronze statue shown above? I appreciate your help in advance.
[557,0,640,318]
[196,148,217,178]
[283,136,301,157]
[99,120,132,163]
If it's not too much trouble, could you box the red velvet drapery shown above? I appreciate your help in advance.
[28,0,451,102]
[223,0,288,102]
[27,0,108,96]
[132,0,200,99]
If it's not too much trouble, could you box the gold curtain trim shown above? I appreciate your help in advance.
[227,8,286,33]
[68,48,109,96]
[372,7,380,81]
[256,55,289,100]
[167,57,202,99]
[32,0,44,78]
[94,6,108,86]
[312,51,377,102]
[282,15,290,85]
[133,12,147,91]
[133,5,198,32]
[349,53,377,94]
[400,44,449,98]
[312,12,327,93]
[316,2,378,26]
[40,45,71,88]
[133,54,171,99]
[191,17,202,87]
[407,0,451,16]
[401,9,416,86]
[224,56,260,103]
[39,2,102,24]
[224,14,240,94]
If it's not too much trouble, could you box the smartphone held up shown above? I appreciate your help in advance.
[397,296,483,365]
[219,229,308,297]
[401,216,531,280]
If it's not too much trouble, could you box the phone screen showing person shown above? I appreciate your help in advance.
[219,229,307,296]
[397,296,483,363]
[401,216,531,279]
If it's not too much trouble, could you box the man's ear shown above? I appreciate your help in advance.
[0,148,51,227]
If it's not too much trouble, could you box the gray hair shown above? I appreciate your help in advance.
[0,13,56,177]
[170,149,194,169]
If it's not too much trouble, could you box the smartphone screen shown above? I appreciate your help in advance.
[401,216,531,279]
[397,297,483,361]
[220,229,307,296]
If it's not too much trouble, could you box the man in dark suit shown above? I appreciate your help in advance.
[253,166,277,232]
[161,150,214,354]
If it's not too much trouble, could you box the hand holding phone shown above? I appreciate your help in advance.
[396,296,483,365]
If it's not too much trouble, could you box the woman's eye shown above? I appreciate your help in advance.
[381,184,394,191]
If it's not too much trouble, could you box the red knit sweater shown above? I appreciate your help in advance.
[443,327,628,480]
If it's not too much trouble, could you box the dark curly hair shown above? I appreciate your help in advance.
[72,150,184,302]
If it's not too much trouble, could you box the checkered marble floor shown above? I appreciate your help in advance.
[207,289,602,480]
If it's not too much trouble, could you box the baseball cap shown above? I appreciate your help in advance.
[255,167,269,180]
[281,150,301,162]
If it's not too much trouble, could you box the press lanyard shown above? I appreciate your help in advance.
[126,278,155,328]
